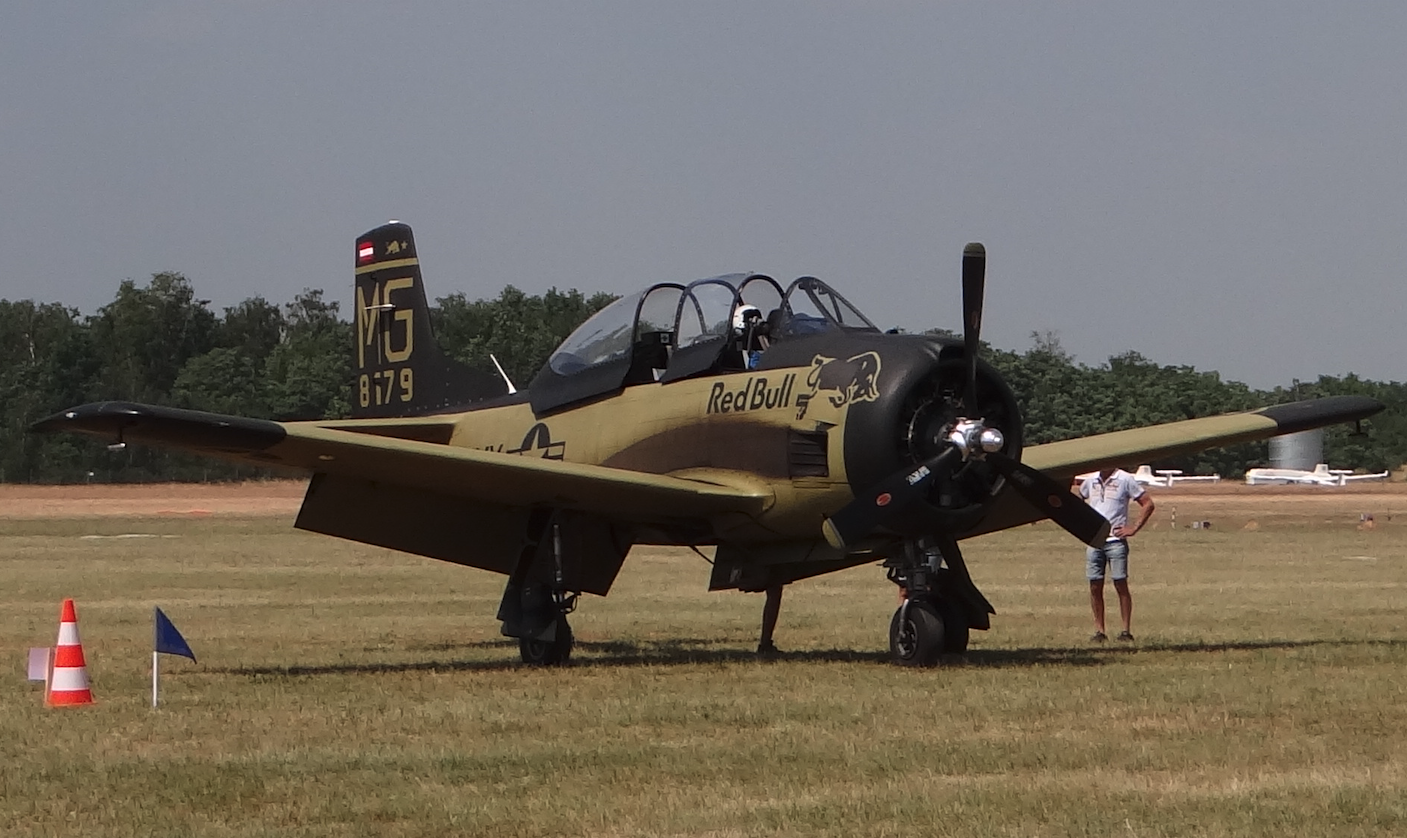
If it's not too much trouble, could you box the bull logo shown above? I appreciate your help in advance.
[795,351,882,420]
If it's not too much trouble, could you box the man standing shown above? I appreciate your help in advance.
[1079,467,1156,643]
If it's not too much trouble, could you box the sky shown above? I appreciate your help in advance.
[3,2,1403,390]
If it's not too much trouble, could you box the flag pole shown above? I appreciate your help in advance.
[152,606,196,708]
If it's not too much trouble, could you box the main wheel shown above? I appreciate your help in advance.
[888,600,945,666]
[519,617,574,666]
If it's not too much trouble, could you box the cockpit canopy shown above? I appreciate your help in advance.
[530,273,877,414]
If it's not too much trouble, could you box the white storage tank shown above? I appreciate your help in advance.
[1270,428,1323,471]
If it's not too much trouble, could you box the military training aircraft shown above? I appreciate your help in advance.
[34,223,1385,667]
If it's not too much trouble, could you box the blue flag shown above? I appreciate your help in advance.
[154,607,197,662]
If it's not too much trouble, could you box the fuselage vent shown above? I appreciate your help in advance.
[788,429,829,478]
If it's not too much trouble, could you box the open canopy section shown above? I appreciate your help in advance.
[774,276,878,339]
[530,273,878,413]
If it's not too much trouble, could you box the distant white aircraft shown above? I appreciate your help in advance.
[1243,463,1390,487]
[1073,465,1222,488]
[1133,465,1222,487]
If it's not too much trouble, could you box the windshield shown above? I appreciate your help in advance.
[548,291,640,375]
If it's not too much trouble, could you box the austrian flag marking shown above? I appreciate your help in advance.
[876,492,892,507]
[357,241,375,263]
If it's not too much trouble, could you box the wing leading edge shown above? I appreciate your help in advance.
[1022,395,1384,479]
[31,401,772,521]
[966,395,1385,538]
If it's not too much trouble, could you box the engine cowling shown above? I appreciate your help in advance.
[838,336,1023,537]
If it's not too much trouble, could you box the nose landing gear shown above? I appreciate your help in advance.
[885,536,989,666]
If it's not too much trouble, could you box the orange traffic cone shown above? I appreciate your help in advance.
[47,599,94,706]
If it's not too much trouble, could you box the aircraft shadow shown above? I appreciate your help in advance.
[208,637,1405,679]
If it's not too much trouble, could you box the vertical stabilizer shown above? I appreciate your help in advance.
[352,223,509,418]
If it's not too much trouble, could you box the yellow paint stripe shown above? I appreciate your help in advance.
[354,257,419,276]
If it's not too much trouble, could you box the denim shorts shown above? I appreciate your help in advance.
[1086,539,1129,582]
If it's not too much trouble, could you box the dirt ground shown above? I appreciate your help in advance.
[1,478,1404,521]
[0,480,308,518]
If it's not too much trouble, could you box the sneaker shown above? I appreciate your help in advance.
[1116,631,1135,643]
[1090,632,1108,643]
[756,641,780,657]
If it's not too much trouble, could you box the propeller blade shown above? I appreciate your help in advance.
[961,243,985,413]
[986,452,1111,546]
[822,448,960,550]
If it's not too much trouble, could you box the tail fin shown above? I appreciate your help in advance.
[352,222,509,418]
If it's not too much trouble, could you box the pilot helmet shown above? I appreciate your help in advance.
[732,304,762,332]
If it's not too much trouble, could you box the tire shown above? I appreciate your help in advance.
[937,598,970,655]
[888,600,945,667]
[519,617,573,666]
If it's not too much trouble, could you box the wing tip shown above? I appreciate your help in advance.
[1255,395,1384,435]
[31,401,286,453]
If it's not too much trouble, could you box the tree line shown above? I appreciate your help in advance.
[2,273,1402,483]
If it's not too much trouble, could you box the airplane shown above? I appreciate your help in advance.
[32,222,1385,667]
[1074,465,1222,488]
[1244,463,1390,487]
[1138,465,1223,487]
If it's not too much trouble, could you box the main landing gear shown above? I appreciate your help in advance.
[517,590,577,666]
[498,519,582,666]
[884,537,990,667]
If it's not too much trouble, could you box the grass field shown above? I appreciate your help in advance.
[2,484,1405,836]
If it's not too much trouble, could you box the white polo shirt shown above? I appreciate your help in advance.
[1079,469,1146,537]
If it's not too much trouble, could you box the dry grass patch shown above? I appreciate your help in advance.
[1,486,1406,836]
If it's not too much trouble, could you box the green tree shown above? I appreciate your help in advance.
[433,286,617,385]
[88,272,218,403]
[0,301,100,482]
[264,289,353,420]
[216,296,285,363]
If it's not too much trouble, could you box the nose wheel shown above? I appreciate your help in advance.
[889,597,973,667]
[889,600,944,666]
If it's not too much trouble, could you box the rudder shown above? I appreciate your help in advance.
[353,223,509,417]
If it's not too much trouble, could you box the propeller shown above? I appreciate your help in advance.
[985,452,1110,546]
[961,243,984,413]
[821,243,1112,551]
[821,448,959,550]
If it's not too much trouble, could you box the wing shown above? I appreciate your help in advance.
[31,402,772,522]
[965,395,1383,537]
